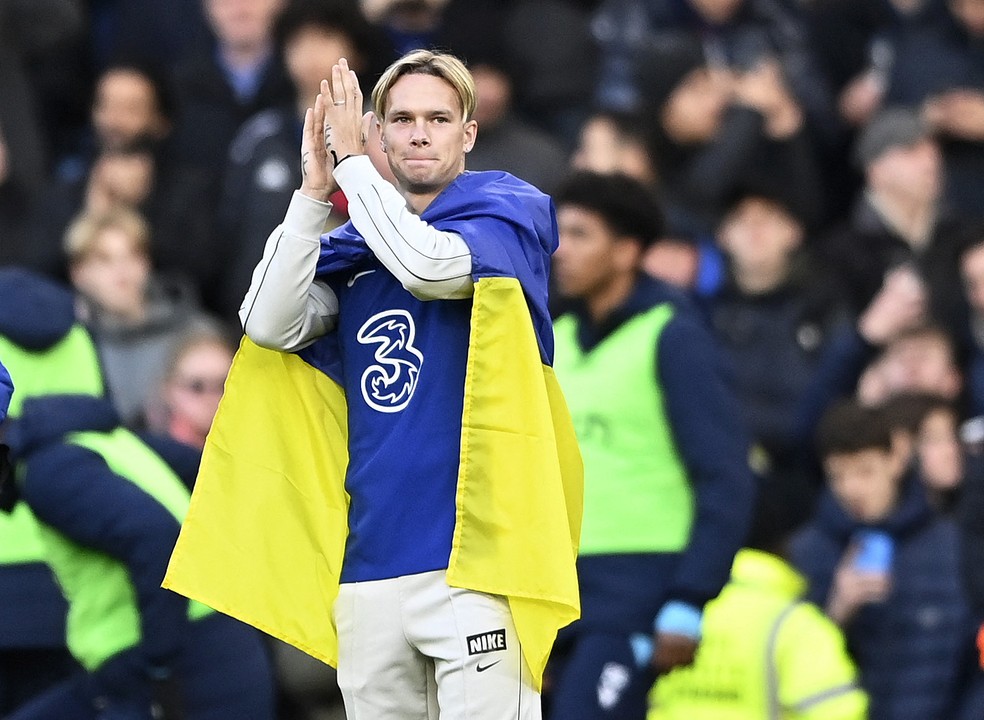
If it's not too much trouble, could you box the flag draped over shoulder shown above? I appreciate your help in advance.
[164,171,582,687]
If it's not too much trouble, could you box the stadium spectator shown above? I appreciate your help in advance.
[212,0,382,321]
[819,107,969,323]
[170,0,292,187]
[64,205,218,428]
[706,184,851,524]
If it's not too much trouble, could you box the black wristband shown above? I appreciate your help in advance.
[330,151,356,168]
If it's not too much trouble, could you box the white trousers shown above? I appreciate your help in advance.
[334,569,541,720]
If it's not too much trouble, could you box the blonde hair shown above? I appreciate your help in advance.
[371,49,476,122]
[64,206,151,263]
[164,324,237,382]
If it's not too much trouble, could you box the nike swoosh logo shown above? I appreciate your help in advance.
[347,269,376,287]
[476,660,501,673]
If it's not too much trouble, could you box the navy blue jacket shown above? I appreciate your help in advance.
[0,269,78,650]
[0,269,201,656]
[703,262,852,524]
[791,475,978,720]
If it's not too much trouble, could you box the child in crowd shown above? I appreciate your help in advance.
[791,400,981,720]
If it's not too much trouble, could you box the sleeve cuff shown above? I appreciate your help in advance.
[654,600,703,640]
[282,190,333,239]
[332,154,376,188]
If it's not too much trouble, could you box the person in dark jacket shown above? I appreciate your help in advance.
[546,171,755,719]
[637,35,824,238]
[170,0,292,189]
[705,183,851,525]
[790,400,982,720]
[590,0,840,145]
[213,0,382,321]
[818,106,970,325]
[0,270,83,716]
[0,0,84,266]
[878,0,984,217]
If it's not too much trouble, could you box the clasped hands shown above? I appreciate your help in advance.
[300,57,374,203]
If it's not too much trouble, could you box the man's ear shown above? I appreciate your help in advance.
[614,235,645,272]
[369,112,385,151]
[463,119,478,153]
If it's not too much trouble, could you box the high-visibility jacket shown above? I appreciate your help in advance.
[649,549,868,720]
[553,304,693,555]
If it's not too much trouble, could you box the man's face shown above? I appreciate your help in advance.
[717,197,803,274]
[204,0,284,48]
[470,65,511,129]
[377,73,477,198]
[554,205,636,299]
[826,448,902,523]
[92,70,168,151]
[869,138,942,204]
[70,227,150,319]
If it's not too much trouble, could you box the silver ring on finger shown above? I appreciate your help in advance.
[333,101,346,106]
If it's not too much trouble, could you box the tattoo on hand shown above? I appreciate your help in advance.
[323,123,343,168]
[301,151,309,178]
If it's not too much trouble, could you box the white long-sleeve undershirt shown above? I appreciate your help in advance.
[240,156,474,352]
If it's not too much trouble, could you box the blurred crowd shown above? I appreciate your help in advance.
[4,0,984,718]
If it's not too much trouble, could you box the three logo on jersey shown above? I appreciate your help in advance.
[356,309,424,413]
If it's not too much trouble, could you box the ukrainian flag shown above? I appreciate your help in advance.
[164,171,583,688]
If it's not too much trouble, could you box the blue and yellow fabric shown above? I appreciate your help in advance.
[164,171,583,688]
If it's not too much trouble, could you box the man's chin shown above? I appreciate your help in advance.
[402,178,445,196]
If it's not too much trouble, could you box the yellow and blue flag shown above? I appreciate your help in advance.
[164,171,583,687]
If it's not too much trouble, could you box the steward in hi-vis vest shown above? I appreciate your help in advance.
[649,549,867,720]
[546,172,755,720]
[0,268,275,720]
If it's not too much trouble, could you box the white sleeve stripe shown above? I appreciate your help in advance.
[370,184,471,262]
[240,229,285,331]
[355,193,473,283]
